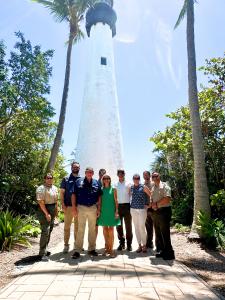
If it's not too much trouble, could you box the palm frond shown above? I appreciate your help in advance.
[32,0,69,22]
[174,0,188,29]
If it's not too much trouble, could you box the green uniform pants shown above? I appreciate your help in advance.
[37,204,56,256]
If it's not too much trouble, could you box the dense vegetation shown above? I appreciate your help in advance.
[150,54,225,248]
[0,33,66,216]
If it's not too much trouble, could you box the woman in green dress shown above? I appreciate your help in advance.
[97,174,121,257]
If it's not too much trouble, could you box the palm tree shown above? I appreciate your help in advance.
[32,0,96,172]
[175,0,210,237]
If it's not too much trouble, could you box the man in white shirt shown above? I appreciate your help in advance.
[114,169,133,251]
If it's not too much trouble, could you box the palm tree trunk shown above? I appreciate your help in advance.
[186,0,210,237]
[47,31,74,172]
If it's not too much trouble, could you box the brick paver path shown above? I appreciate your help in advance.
[0,228,223,300]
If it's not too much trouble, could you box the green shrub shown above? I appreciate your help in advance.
[210,189,225,220]
[57,211,64,223]
[0,210,31,251]
[197,210,225,250]
[174,223,190,233]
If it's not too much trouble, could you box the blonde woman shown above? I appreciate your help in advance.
[97,174,120,257]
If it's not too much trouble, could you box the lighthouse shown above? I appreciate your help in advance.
[76,0,123,182]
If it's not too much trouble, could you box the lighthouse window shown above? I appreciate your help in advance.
[101,57,107,65]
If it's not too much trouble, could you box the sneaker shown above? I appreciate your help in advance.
[117,244,125,251]
[63,245,69,253]
[41,255,49,261]
[126,245,132,251]
[71,251,80,259]
[88,250,98,256]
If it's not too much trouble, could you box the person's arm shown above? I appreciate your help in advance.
[144,185,151,198]
[97,196,101,218]
[39,201,51,222]
[60,188,66,212]
[157,184,171,207]
[157,197,171,206]
[114,189,119,218]
[144,186,151,208]
[54,188,59,217]
[71,193,78,217]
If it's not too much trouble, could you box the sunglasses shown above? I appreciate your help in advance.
[103,178,110,180]
[133,177,140,180]
[46,177,53,179]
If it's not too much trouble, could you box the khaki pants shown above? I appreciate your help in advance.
[75,205,97,252]
[64,206,78,248]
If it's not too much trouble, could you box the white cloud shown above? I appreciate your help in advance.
[114,0,142,43]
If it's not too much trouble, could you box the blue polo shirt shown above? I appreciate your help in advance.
[73,177,102,206]
[60,174,81,206]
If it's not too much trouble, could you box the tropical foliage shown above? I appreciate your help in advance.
[0,33,66,214]
[150,54,225,234]
[32,0,97,172]
[197,211,225,250]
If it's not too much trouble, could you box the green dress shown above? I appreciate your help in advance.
[97,187,121,226]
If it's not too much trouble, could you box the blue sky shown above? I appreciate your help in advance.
[1,0,225,181]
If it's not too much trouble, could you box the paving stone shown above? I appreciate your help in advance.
[4,291,24,299]
[19,291,44,299]
[75,293,90,300]
[90,288,116,300]
[79,288,92,293]
[154,283,183,296]
[44,281,80,296]
[124,278,141,287]
[42,296,74,300]
[117,287,159,300]
[15,284,48,292]
[81,280,124,288]
[0,284,17,298]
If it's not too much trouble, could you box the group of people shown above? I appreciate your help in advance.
[36,162,175,261]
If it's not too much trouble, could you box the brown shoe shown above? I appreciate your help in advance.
[136,246,142,253]
[142,246,147,253]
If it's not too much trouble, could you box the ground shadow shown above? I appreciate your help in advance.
[14,255,42,266]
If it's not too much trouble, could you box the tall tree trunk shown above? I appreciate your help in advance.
[186,0,210,237]
[47,31,74,172]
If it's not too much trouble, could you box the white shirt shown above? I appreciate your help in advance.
[114,181,130,204]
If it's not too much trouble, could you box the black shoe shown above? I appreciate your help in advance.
[155,251,163,258]
[88,250,98,256]
[117,244,125,251]
[127,245,132,252]
[163,251,175,260]
[71,251,80,259]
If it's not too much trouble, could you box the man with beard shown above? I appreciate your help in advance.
[60,161,81,253]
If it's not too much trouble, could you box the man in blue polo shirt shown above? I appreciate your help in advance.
[71,167,102,258]
[60,162,80,253]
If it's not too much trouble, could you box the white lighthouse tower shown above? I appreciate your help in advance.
[76,0,123,182]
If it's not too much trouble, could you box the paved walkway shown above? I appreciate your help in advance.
[0,228,223,300]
